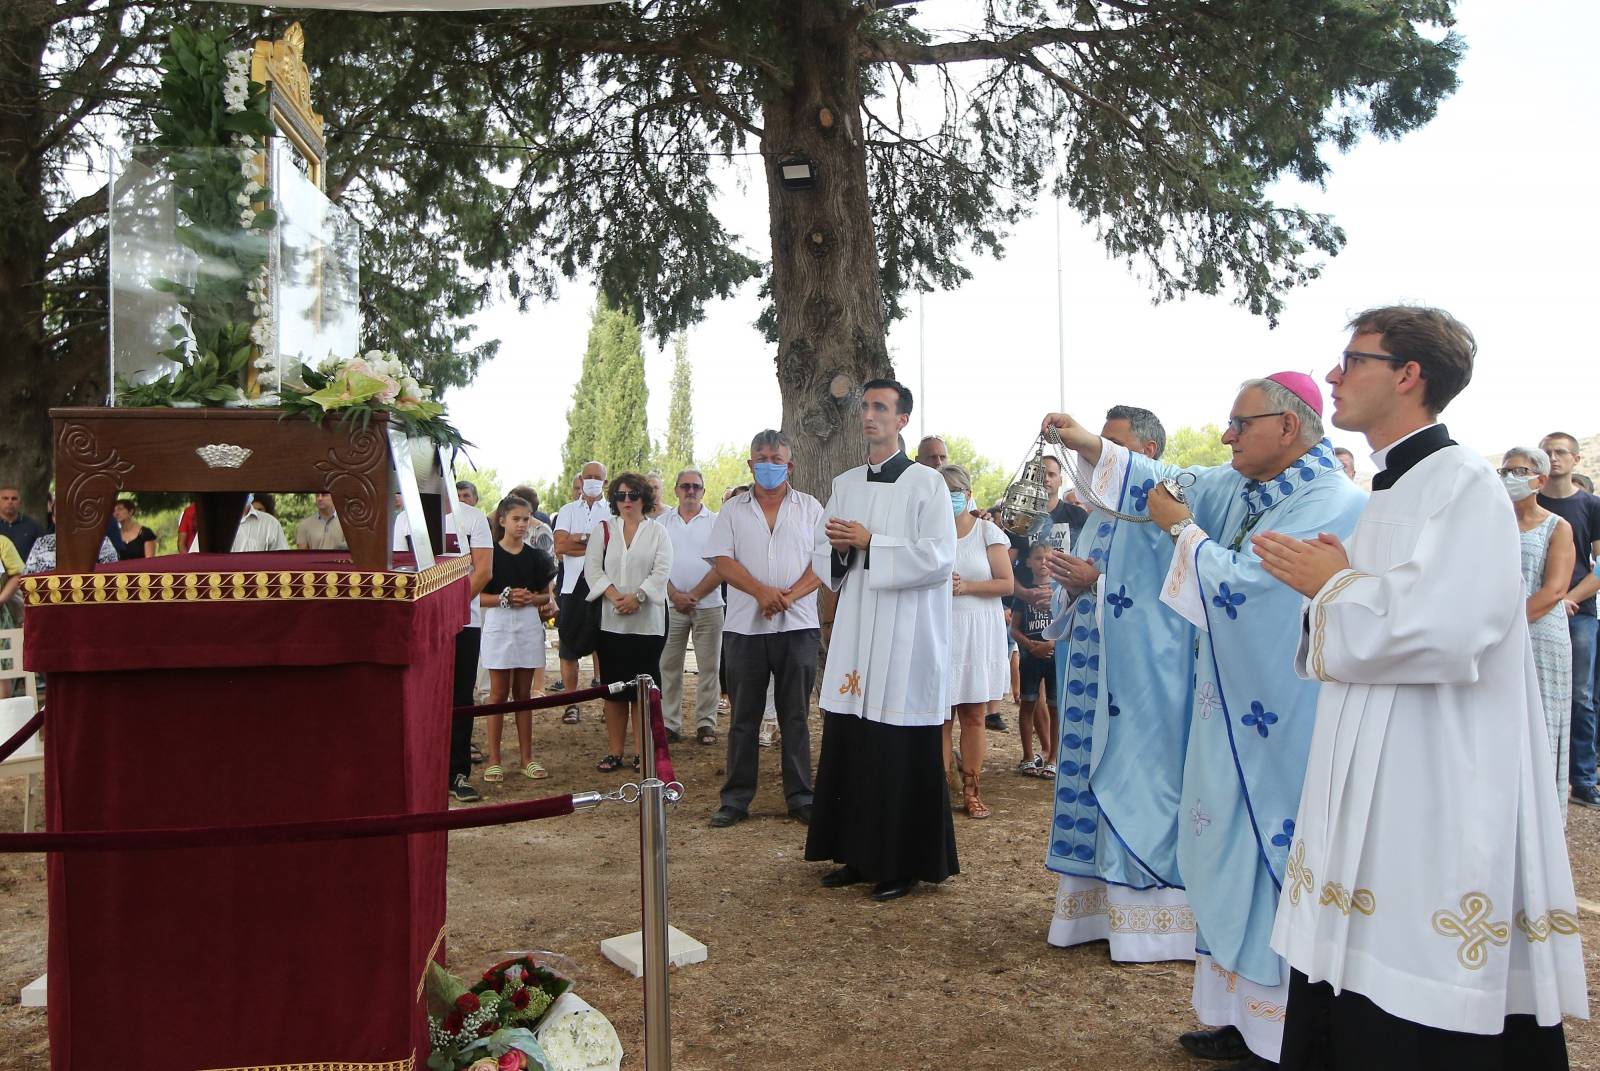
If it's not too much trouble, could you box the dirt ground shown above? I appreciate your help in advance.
[4,682,1600,1070]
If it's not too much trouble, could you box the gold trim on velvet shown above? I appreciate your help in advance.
[417,923,447,1002]
[200,1057,412,1071]
[22,556,470,608]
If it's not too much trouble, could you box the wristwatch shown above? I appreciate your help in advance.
[1167,518,1194,539]
[634,588,648,604]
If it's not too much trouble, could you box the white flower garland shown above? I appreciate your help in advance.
[224,47,277,389]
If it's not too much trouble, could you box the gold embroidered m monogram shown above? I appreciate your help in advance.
[1432,892,1510,970]
[838,671,862,697]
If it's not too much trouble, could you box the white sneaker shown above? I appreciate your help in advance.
[758,722,777,748]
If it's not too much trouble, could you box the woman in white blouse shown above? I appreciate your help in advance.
[584,472,674,772]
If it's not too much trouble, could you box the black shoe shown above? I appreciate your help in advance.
[1178,1025,1250,1062]
[870,878,917,902]
[1215,1058,1277,1071]
[985,713,1007,732]
[1572,785,1600,808]
[821,864,866,888]
[450,774,483,804]
[666,729,683,744]
[788,804,813,825]
[709,806,747,828]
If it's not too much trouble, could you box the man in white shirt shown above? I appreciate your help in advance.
[1256,306,1585,1067]
[658,468,725,745]
[232,496,288,553]
[554,461,611,720]
[705,431,824,828]
[446,497,494,803]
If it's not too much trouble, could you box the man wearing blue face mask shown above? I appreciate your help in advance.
[704,430,826,827]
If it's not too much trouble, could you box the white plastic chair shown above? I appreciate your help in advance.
[0,628,42,831]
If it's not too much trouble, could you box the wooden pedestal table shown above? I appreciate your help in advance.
[50,406,398,572]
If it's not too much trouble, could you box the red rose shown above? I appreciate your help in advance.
[477,1021,496,1038]
[442,1011,464,1035]
[482,968,496,982]
[456,993,481,1014]
[510,988,530,1010]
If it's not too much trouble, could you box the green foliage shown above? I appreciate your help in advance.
[942,434,1012,510]
[560,298,651,481]
[664,335,696,476]
[1164,425,1232,469]
[693,442,757,509]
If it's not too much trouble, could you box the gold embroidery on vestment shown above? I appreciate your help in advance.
[1515,909,1580,943]
[1310,570,1371,681]
[1246,1000,1286,1022]
[1285,840,1315,907]
[838,671,862,697]
[1319,882,1376,917]
[1431,892,1510,970]
[1209,961,1238,993]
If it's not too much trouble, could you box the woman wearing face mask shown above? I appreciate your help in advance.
[1503,445,1575,820]
[939,463,1014,819]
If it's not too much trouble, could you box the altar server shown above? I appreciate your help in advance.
[1043,373,1366,1071]
[1042,405,1198,964]
[806,378,958,903]
[1257,306,1586,1068]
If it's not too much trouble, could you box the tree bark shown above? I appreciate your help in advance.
[761,0,895,502]
[0,8,58,516]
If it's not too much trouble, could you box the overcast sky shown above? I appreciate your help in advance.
[444,0,1600,486]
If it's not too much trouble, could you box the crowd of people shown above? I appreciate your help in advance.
[2,305,1594,1068]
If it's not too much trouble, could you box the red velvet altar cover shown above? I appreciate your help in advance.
[23,551,470,1071]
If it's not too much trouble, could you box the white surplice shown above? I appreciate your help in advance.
[812,455,956,726]
[1271,443,1588,1033]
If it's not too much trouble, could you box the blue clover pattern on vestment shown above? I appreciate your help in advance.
[1242,700,1279,738]
[1129,479,1156,512]
[1271,819,1295,848]
[1211,583,1246,620]
[1106,585,1134,618]
[1107,693,1120,718]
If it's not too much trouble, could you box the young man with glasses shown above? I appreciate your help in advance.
[1535,432,1600,809]
[1256,306,1584,1068]
[658,468,725,745]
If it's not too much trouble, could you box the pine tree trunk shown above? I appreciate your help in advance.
[760,0,894,502]
[0,12,57,514]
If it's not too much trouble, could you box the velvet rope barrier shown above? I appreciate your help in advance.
[453,682,617,719]
[0,792,576,855]
[0,709,43,765]
[646,686,675,785]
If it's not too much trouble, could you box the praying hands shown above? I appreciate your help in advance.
[1252,531,1350,598]
[825,518,872,553]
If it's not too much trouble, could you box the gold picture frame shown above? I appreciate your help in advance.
[251,22,326,190]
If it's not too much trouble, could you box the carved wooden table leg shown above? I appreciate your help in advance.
[54,420,134,573]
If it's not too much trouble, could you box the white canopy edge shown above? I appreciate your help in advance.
[208,0,611,10]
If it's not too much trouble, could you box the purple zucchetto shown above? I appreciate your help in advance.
[1265,371,1323,417]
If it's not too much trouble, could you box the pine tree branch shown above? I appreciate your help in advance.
[43,181,107,246]
[681,55,762,139]
[42,222,105,274]
[860,24,1122,66]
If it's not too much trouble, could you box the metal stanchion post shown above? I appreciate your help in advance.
[637,675,672,1070]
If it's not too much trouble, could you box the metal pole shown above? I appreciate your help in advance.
[1055,193,1065,411]
[636,675,672,1070]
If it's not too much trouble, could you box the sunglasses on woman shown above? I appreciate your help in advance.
[613,490,643,502]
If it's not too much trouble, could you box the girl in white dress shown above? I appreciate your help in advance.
[939,464,1014,818]
[480,496,557,783]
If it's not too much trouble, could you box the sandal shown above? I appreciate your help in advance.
[562,706,581,724]
[596,754,624,772]
[962,770,991,820]
[483,764,505,783]
[522,760,548,780]
[470,744,486,764]
[696,727,717,746]
[629,754,641,770]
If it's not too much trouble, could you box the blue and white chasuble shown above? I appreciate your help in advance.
[1044,471,1190,893]
[1062,436,1365,989]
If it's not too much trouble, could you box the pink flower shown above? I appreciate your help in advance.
[467,1061,498,1071]
[498,1051,528,1071]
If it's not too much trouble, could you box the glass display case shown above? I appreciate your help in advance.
[108,138,359,403]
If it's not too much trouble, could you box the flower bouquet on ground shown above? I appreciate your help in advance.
[534,993,624,1071]
[425,955,572,1071]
